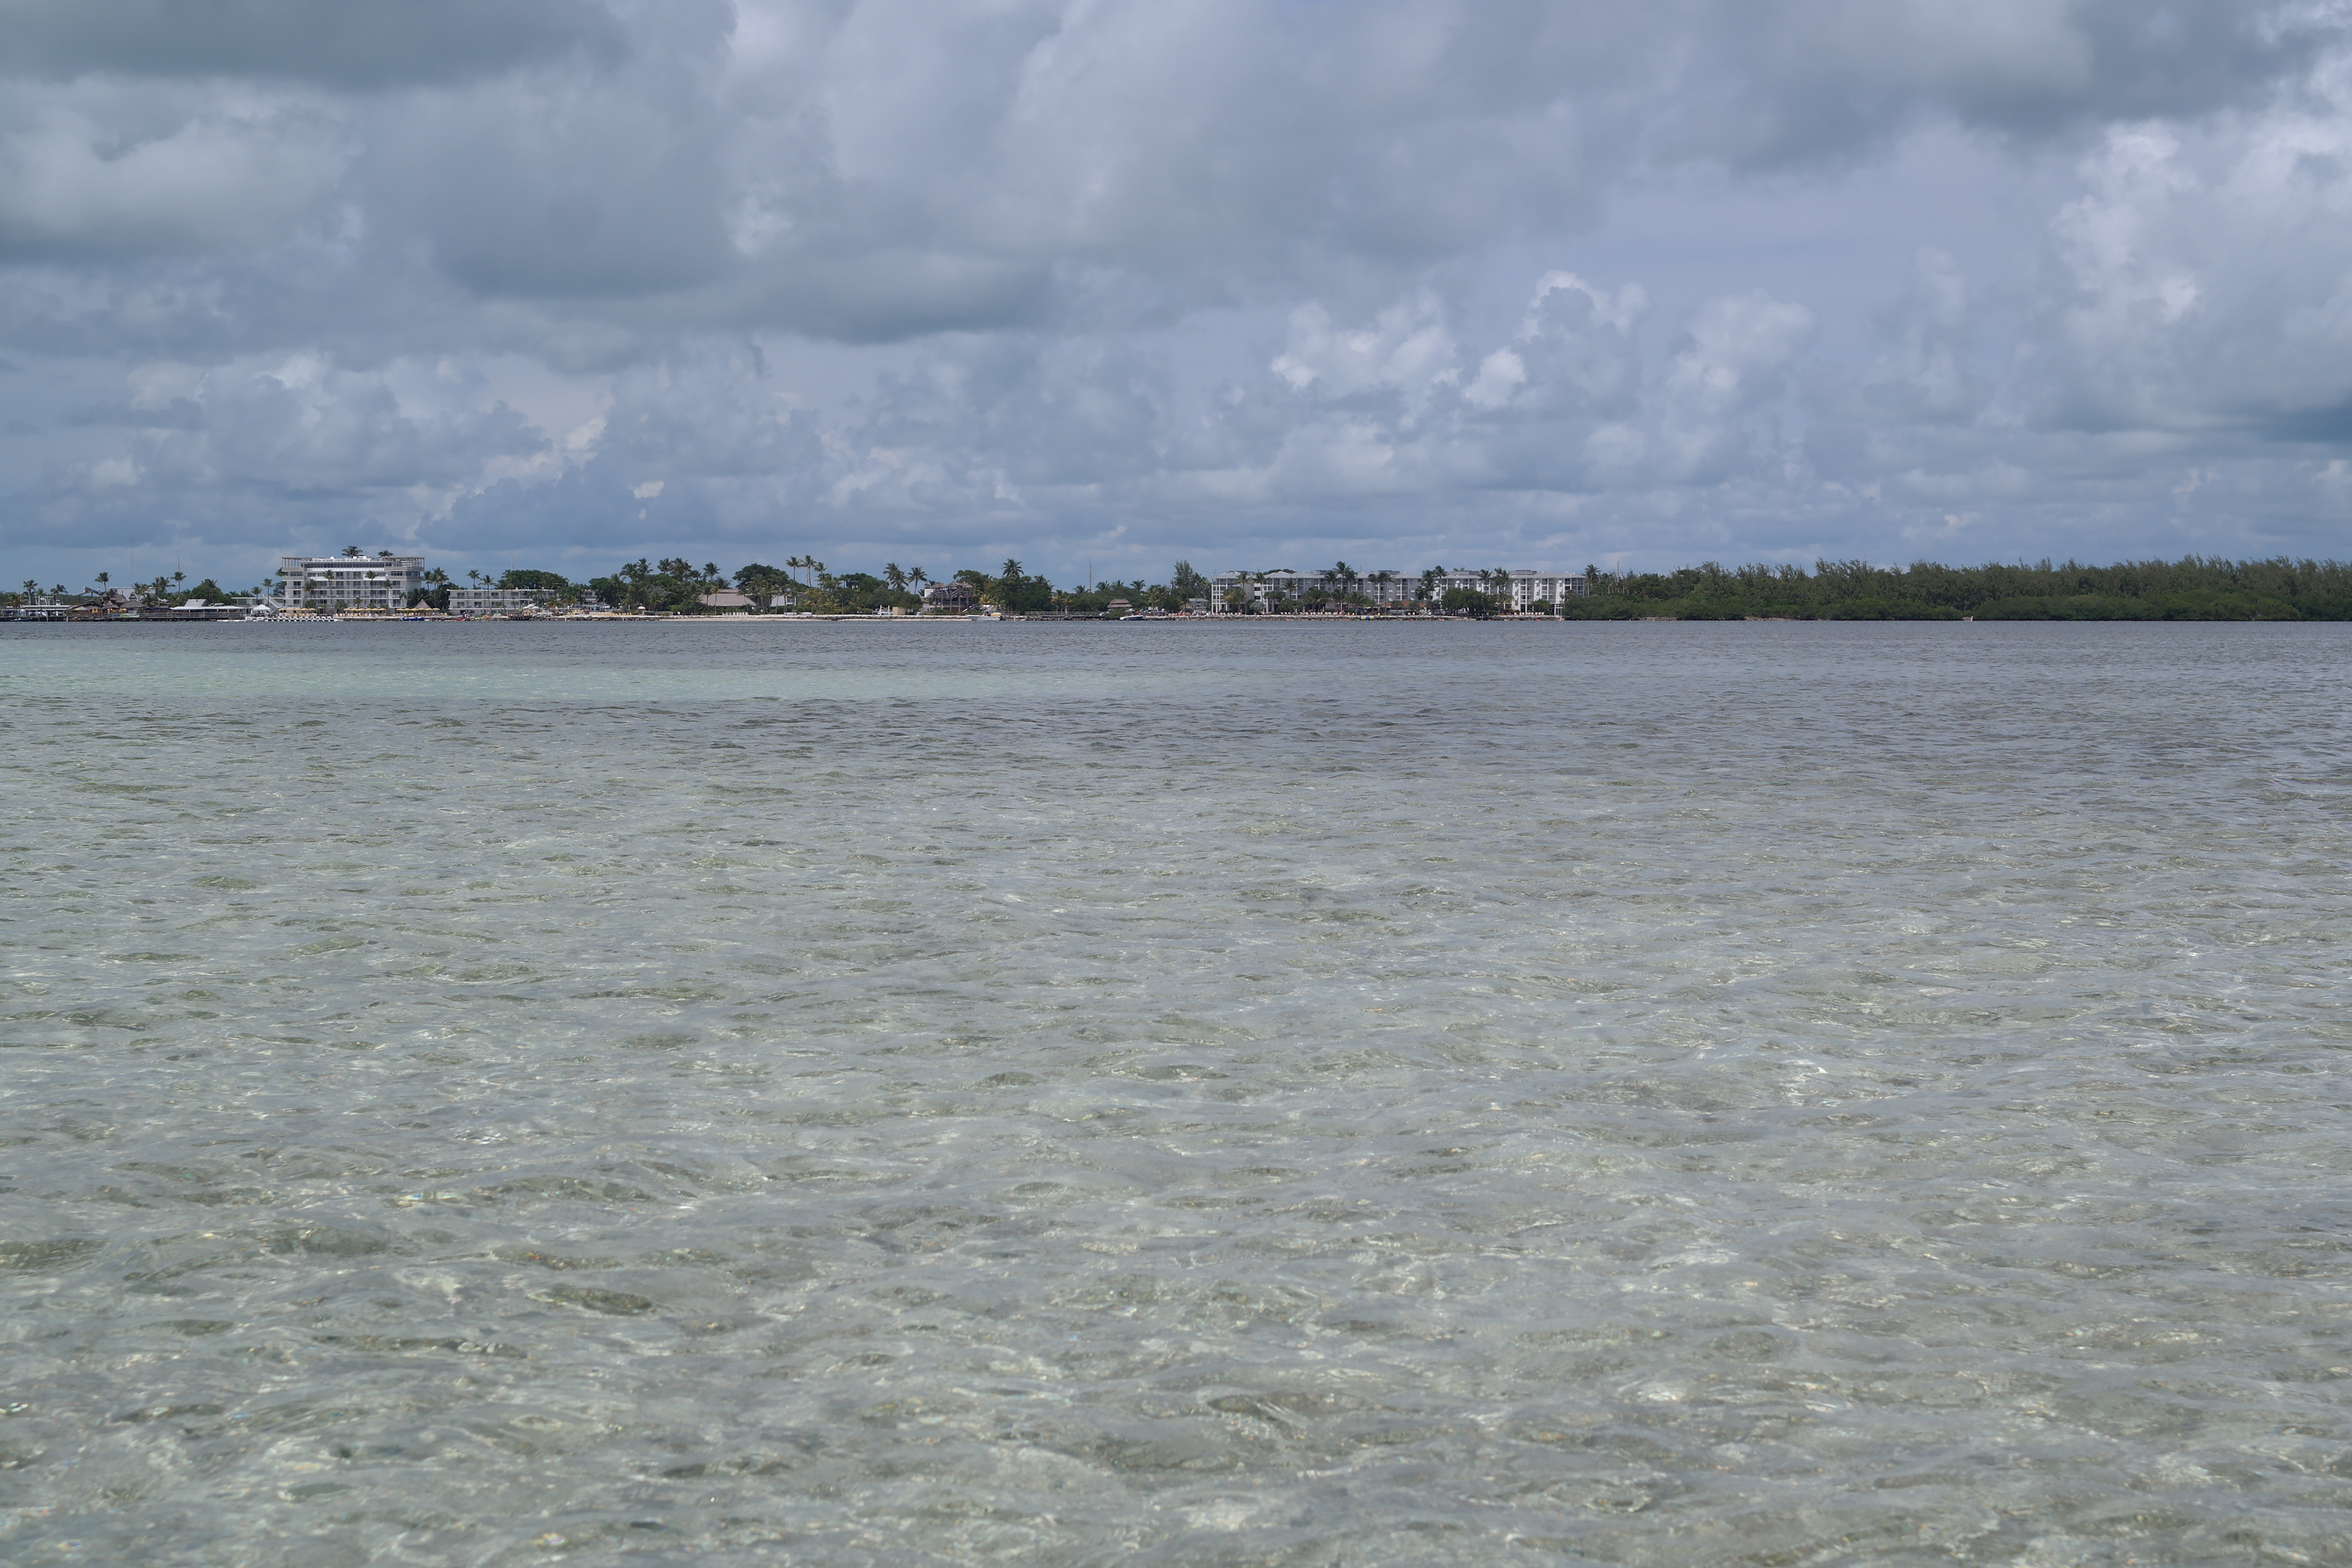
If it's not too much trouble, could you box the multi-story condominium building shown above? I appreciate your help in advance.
[448,587,554,615]
[1438,569,1588,612]
[1207,569,1413,610]
[279,554,426,610]
[1207,567,1586,612]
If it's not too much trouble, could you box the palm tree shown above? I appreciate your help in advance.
[341,545,362,557]
[883,562,907,593]
[1001,558,1023,581]
[908,567,929,588]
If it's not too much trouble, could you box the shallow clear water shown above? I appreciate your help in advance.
[3,620,2349,1567]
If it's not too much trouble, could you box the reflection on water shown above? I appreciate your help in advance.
[2,621,2349,1565]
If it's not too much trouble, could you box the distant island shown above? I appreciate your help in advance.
[333,551,2352,621]
[8,551,2348,621]
[318,551,2352,622]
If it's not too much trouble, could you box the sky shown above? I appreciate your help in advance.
[5,0,2352,591]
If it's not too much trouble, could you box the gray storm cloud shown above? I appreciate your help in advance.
[0,0,622,88]
[1,0,2348,583]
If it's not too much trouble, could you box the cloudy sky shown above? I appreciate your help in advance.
[5,0,2352,589]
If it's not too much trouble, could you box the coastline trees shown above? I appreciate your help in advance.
[1324,560,1352,606]
[583,558,717,613]
[499,569,573,600]
[1555,556,2352,620]
[734,562,796,605]
[1168,562,1207,607]
[984,560,1056,613]
[53,552,2337,622]
[527,556,1218,616]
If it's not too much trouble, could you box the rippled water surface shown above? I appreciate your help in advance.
[3,620,2349,1567]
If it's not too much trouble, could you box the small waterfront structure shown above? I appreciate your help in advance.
[279,554,426,612]
[448,587,553,615]
[922,581,980,613]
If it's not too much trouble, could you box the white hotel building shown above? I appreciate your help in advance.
[1207,567,1587,612]
[278,554,426,611]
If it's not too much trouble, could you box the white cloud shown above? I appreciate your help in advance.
[2028,62,2352,440]
[1865,248,1981,423]
[1650,291,1816,481]
[1271,295,1458,407]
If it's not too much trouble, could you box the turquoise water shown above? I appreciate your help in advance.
[2,620,2349,1565]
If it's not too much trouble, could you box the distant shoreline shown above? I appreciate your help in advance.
[13,612,2345,629]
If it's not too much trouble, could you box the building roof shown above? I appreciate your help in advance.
[281,554,423,566]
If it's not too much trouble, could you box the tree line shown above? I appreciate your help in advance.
[463,552,2352,619]
[1566,557,2352,621]
[8,570,242,608]
[11,552,2349,622]
[420,557,1217,615]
